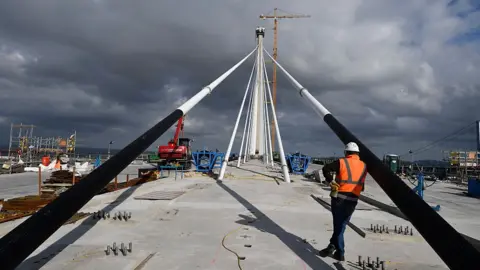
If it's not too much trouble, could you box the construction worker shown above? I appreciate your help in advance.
[319,142,367,261]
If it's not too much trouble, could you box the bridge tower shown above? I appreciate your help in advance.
[249,27,266,156]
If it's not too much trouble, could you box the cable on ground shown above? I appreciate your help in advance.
[219,199,295,270]
[221,227,246,270]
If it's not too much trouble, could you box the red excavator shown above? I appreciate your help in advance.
[157,115,192,169]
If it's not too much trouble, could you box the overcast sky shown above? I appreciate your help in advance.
[0,0,479,159]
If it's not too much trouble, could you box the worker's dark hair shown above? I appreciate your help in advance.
[345,151,359,156]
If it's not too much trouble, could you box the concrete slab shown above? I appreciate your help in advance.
[0,160,454,269]
[0,172,47,199]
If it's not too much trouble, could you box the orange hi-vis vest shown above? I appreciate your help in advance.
[335,155,367,201]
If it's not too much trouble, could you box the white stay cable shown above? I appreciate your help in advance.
[218,54,257,180]
[237,73,255,167]
[262,54,290,182]
[243,84,255,163]
[263,73,274,167]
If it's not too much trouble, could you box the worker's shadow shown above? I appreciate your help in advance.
[17,179,147,270]
[216,180,331,270]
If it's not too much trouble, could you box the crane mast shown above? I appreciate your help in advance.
[259,8,310,152]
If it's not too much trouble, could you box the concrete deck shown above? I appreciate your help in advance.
[0,160,471,269]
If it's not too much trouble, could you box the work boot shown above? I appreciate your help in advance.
[318,244,336,257]
[332,251,345,261]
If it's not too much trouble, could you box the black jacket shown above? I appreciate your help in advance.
[322,159,340,183]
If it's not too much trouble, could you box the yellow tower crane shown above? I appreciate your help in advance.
[259,8,310,152]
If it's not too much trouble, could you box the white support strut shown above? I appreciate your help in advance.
[261,58,268,164]
[243,88,254,163]
[263,78,274,167]
[177,46,258,115]
[261,61,271,164]
[249,53,259,155]
[237,71,255,167]
[263,95,269,163]
[218,55,257,180]
[262,54,291,183]
[263,49,331,118]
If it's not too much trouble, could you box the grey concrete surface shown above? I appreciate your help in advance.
[0,160,454,269]
[0,172,47,199]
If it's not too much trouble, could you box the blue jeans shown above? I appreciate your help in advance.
[329,197,357,256]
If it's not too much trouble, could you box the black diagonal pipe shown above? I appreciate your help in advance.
[265,46,480,269]
[324,114,478,270]
[0,44,257,269]
[0,109,183,269]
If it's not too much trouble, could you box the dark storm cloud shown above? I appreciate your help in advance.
[1,0,479,159]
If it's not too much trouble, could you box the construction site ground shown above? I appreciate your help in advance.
[0,160,478,269]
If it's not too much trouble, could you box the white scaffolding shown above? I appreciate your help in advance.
[8,123,35,161]
[6,123,77,166]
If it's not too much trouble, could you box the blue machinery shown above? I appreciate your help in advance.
[192,149,225,172]
[468,178,480,197]
[93,155,101,169]
[192,150,311,174]
[414,172,441,211]
[286,153,311,175]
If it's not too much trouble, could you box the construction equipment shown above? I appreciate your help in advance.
[468,177,480,197]
[259,8,310,152]
[157,116,192,169]
[192,148,225,172]
[414,172,441,211]
[383,154,399,174]
[286,152,311,174]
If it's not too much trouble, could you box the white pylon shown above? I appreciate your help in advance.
[248,27,266,156]
[218,54,258,180]
[262,55,290,183]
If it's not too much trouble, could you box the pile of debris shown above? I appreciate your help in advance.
[0,162,25,174]
[100,170,159,193]
[47,170,83,184]
[1,169,160,224]
[304,169,324,183]
[41,170,85,196]
[0,194,56,223]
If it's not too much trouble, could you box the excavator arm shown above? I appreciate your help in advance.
[169,116,185,146]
